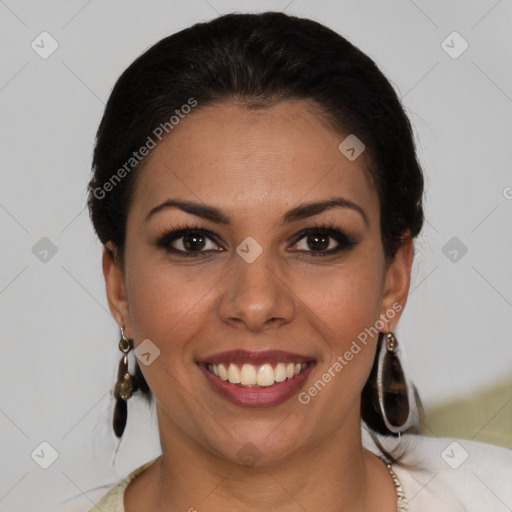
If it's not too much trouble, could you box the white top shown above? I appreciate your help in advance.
[88,434,512,512]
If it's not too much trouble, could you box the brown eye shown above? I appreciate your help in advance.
[179,233,207,252]
[157,228,223,257]
[302,233,332,252]
[290,226,357,256]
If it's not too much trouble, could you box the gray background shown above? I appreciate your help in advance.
[1,1,511,510]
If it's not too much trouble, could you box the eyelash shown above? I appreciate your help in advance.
[155,221,358,258]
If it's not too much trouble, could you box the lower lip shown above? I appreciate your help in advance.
[198,363,315,408]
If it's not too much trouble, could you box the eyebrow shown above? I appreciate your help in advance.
[145,197,369,227]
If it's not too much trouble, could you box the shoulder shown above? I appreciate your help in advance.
[386,434,512,512]
[87,456,161,512]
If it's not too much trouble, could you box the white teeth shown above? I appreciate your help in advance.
[240,364,257,385]
[256,363,275,386]
[227,363,241,384]
[208,361,309,386]
[274,362,287,382]
[218,363,228,380]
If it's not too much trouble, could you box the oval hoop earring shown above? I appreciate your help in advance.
[112,327,138,438]
[376,332,418,434]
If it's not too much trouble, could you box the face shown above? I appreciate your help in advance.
[104,100,412,465]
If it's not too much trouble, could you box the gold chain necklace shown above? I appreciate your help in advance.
[382,460,409,511]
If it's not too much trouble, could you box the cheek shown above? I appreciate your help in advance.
[298,253,384,338]
[122,256,219,409]
[125,259,218,347]
[294,252,385,392]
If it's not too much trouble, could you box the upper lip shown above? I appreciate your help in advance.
[197,349,315,367]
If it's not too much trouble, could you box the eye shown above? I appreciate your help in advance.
[289,224,357,257]
[156,224,223,257]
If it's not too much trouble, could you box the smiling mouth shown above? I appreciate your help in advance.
[204,361,312,387]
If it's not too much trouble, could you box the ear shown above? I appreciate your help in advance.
[103,242,133,338]
[380,232,414,331]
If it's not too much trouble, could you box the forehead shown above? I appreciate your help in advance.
[129,100,378,223]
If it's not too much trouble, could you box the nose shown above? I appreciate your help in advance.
[218,244,295,332]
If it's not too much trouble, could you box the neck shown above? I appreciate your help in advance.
[126,404,397,512]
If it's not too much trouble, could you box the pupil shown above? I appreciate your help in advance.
[183,234,205,251]
[308,234,329,251]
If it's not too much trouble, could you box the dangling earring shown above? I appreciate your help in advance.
[112,327,138,438]
[376,332,416,435]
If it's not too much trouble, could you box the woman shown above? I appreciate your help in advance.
[87,12,512,512]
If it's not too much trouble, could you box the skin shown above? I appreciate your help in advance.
[103,100,413,512]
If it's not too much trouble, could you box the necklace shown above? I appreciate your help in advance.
[382,460,409,511]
